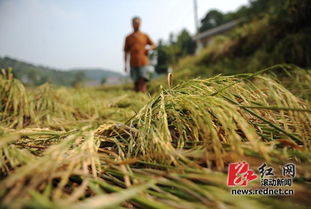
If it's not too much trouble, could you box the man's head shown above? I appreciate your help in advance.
[132,16,141,32]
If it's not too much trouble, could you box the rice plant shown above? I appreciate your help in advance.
[0,66,310,209]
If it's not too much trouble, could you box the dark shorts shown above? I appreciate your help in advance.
[130,65,153,82]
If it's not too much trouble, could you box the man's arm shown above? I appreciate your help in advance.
[148,41,156,50]
[124,37,130,73]
[149,43,156,51]
[124,51,129,73]
[146,35,156,54]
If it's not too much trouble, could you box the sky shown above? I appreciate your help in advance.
[0,0,249,73]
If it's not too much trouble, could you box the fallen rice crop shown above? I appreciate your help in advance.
[0,66,310,209]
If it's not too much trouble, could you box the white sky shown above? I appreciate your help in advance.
[0,0,249,73]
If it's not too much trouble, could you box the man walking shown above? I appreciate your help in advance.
[124,17,156,92]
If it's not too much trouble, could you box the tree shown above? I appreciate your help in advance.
[100,77,107,85]
[156,40,170,74]
[199,10,225,32]
[71,71,86,87]
[155,30,197,74]
[27,70,38,85]
[176,29,196,56]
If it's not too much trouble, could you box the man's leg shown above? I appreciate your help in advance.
[134,81,139,92]
[130,67,140,92]
[141,79,147,93]
[137,78,147,93]
[135,66,149,93]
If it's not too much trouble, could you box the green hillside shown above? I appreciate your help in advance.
[69,68,123,82]
[0,57,124,86]
[159,0,311,79]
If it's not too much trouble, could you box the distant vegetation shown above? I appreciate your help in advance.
[157,0,311,77]
[0,57,124,86]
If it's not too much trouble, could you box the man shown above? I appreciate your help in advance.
[124,16,156,92]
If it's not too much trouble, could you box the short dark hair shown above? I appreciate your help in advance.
[132,16,141,22]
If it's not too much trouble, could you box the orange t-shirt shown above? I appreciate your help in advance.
[124,31,154,67]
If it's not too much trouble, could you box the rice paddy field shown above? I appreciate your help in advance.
[1,65,311,209]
